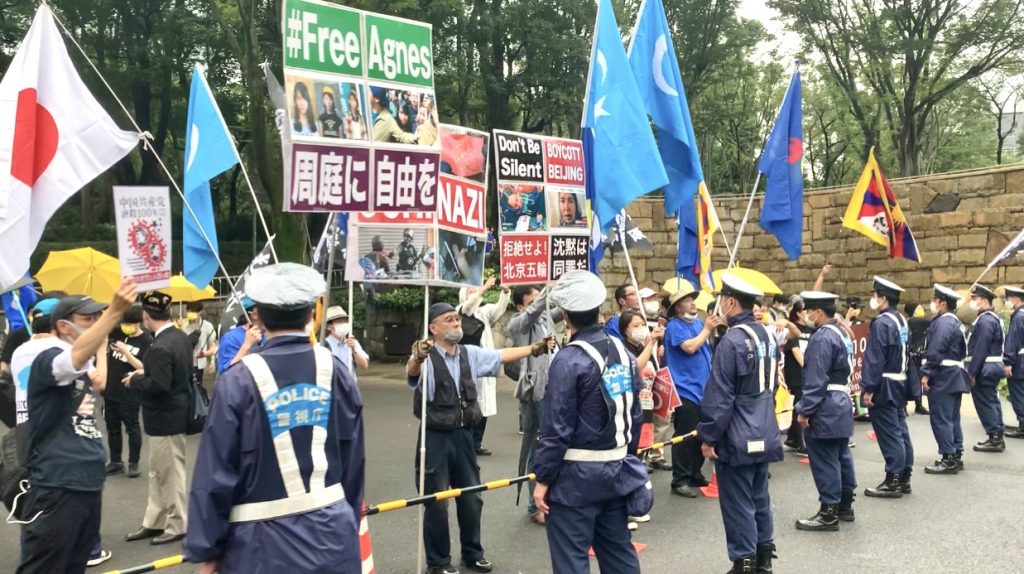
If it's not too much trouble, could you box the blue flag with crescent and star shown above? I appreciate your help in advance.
[183,64,238,288]
[758,69,803,260]
[583,0,668,237]
[627,0,706,282]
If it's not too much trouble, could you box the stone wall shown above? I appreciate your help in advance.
[600,163,1024,306]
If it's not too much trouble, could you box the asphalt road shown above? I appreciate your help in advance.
[2,363,1023,574]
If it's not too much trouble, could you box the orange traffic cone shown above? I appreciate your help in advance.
[359,501,375,574]
[699,472,719,498]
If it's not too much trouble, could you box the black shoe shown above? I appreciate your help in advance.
[864,473,903,499]
[691,474,711,487]
[795,504,840,532]
[126,463,140,478]
[651,459,672,471]
[125,527,163,542]
[795,446,809,457]
[838,490,855,522]
[924,455,958,475]
[1005,426,1024,439]
[973,434,1005,453]
[756,543,776,573]
[726,555,757,574]
[151,533,185,545]
[900,467,912,494]
[427,566,459,574]
[915,405,929,415]
[462,558,492,573]
[475,448,492,456]
[954,451,965,470]
[783,439,801,450]
[672,485,699,498]
[105,462,125,476]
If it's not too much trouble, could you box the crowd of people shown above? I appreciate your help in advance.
[1,261,1023,574]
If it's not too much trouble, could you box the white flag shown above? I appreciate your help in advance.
[0,5,138,286]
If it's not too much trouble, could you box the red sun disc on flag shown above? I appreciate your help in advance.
[11,88,59,186]
[787,137,802,164]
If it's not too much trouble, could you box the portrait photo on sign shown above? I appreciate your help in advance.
[286,76,320,138]
[437,229,485,287]
[315,81,370,141]
[347,224,435,283]
[546,187,587,230]
[499,184,546,233]
[440,125,490,185]
[367,84,439,147]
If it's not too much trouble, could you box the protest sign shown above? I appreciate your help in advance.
[492,129,587,285]
[113,186,172,290]
[344,212,435,284]
[850,321,871,414]
[653,367,682,419]
[282,0,438,212]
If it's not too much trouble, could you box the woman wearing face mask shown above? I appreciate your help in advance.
[322,306,369,382]
[180,302,218,387]
[783,299,812,455]
[620,310,667,477]
[105,306,152,478]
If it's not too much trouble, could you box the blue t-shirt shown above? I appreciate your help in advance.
[665,316,713,405]
[604,315,623,340]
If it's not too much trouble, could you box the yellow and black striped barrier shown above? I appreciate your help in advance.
[104,431,700,572]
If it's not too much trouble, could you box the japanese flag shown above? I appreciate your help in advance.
[0,5,138,288]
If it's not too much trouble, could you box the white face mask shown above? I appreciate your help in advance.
[869,297,880,311]
[643,301,661,317]
[1007,299,1017,310]
[930,301,939,315]
[628,326,650,347]
[332,322,351,339]
[60,320,87,341]
[968,299,980,312]
[683,312,698,321]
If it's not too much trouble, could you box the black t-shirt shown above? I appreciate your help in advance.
[105,330,153,404]
[319,112,343,137]
[784,325,814,390]
[1,327,30,365]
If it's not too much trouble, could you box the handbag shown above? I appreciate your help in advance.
[185,371,209,435]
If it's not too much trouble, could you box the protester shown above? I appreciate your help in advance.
[370,86,417,144]
[843,297,864,326]
[184,263,365,574]
[922,285,971,475]
[905,302,931,415]
[506,285,563,525]
[323,306,369,380]
[604,283,640,340]
[216,298,260,375]
[456,277,511,455]
[1,291,68,376]
[124,291,194,545]
[105,306,151,478]
[532,271,649,574]
[1004,286,1024,439]
[794,292,857,532]
[965,284,1006,453]
[406,303,552,574]
[861,278,916,498]
[14,281,136,574]
[181,302,217,384]
[768,294,790,322]
[664,281,722,498]
[698,275,781,574]
[782,299,812,455]
[621,309,668,475]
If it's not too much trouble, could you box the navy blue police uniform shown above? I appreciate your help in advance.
[793,292,857,531]
[966,284,1006,452]
[1004,286,1024,438]
[697,276,782,574]
[922,285,971,474]
[861,277,917,497]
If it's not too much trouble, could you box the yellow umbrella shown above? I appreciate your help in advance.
[661,277,716,311]
[163,274,216,302]
[711,266,783,296]
[35,247,121,303]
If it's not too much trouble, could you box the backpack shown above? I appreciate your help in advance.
[459,313,486,347]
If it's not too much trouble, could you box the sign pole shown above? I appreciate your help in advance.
[416,283,430,574]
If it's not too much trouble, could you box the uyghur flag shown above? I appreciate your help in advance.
[0,5,138,287]
[758,68,804,260]
[842,148,920,262]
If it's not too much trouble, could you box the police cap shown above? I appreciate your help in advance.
[872,276,904,299]
[799,291,839,311]
[550,270,606,312]
[1005,286,1024,299]
[933,283,962,304]
[719,274,763,303]
[246,263,326,310]
[970,283,996,301]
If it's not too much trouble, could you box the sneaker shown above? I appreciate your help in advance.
[86,549,112,567]
[651,459,672,471]
[628,514,651,523]
[126,463,140,478]
[627,521,639,531]
[796,446,809,457]
[105,462,124,476]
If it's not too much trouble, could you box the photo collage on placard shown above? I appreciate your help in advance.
[344,212,436,284]
[492,129,587,285]
[435,124,491,288]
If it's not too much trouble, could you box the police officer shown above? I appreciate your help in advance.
[861,277,916,498]
[532,271,648,574]
[1003,286,1024,439]
[698,275,782,574]
[966,284,1006,453]
[407,302,550,574]
[184,263,366,574]
[793,292,857,532]
[922,284,971,475]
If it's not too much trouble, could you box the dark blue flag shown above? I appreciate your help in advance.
[758,69,803,260]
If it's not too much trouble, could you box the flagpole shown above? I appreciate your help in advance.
[618,210,649,323]
[415,283,430,574]
[319,213,338,343]
[52,13,250,308]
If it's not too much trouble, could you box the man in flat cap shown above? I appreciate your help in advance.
[793,292,857,532]
[531,270,648,574]
[861,276,917,498]
[185,263,366,574]
[407,300,552,574]
[966,284,1007,453]
[697,275,782,574]
[1003,286,1024,439]
[124,291,194,546]
[922,284,971,475]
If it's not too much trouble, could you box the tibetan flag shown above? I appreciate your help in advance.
[695,182,721,292]
[842,148,920,262]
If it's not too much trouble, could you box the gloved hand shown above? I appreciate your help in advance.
[531,336,555,357]
[412,339,433,362]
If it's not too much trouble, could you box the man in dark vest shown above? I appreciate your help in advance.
[406,303,552,574]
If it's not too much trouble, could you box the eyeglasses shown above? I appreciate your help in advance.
[436,315,461,325]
